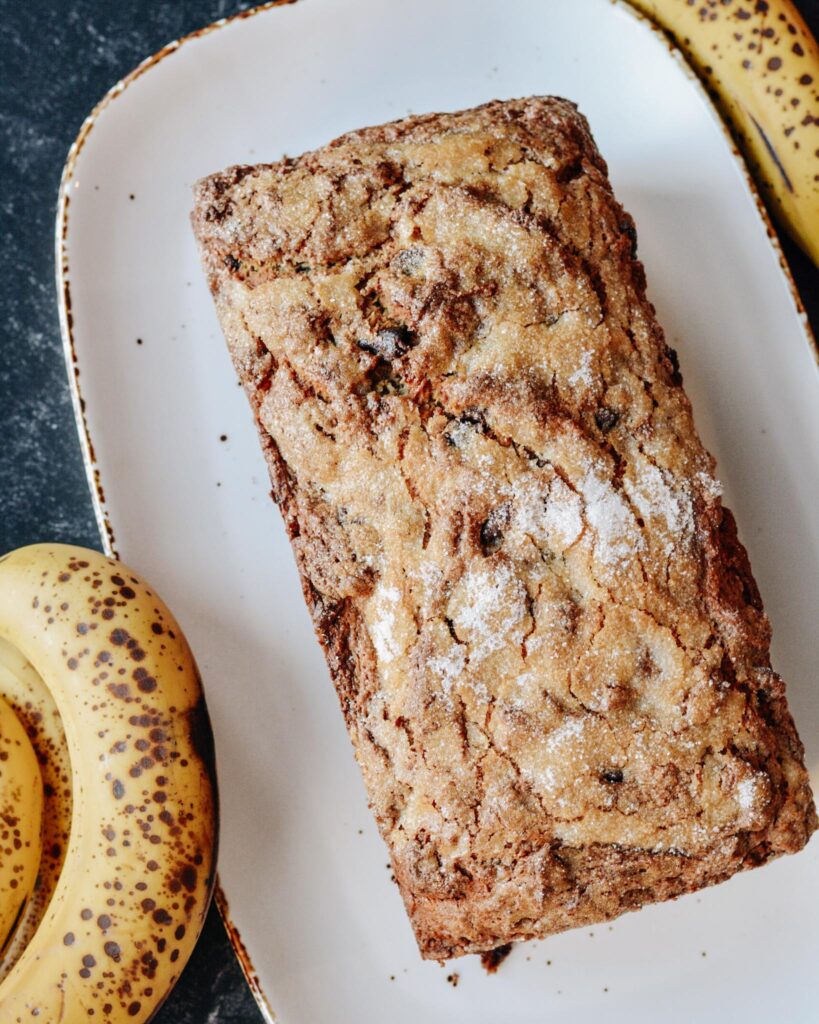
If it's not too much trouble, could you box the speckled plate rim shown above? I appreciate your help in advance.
[54,7,296,1019]
[53,1,818,1020]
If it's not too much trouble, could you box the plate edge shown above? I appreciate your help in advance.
[53,3,300,1021]
[53,0,303,562]
[214,883,278,1023]
[52,1,819,1020]
[608,0,818,371]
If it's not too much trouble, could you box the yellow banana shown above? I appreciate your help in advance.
[629,0,819,265]
[0,544,218,1023]
[0,695,42,961]
[0,638,71,979]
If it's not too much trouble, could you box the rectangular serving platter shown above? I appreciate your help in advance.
[58,1,819,1021]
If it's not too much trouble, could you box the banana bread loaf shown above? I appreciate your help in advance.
[192,96,816,959]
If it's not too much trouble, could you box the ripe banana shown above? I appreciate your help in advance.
[0,694,43,961]
[0,637,72,979]
[0,544,218,1023]
[628,0,819,265]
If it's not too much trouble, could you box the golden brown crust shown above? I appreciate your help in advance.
[192,96,816,959]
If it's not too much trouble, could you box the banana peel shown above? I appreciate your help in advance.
[0,637,72,981]
[628,0,819,266]
[0,544,218,1023]
[0,694,43,961]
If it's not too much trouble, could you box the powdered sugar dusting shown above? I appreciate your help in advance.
[428,645,467,699]
[543,477,584,549]
[444,419,475,451]
[506,670,535,709]
[410,559,443,601]
[536,764,557,794]
[451,562,528,664]
[696,470,723,501]
[505,474,583,553]
[369,584,402,663]
[545,715,588,753]
[508,480,546,540]
[628,461,693,553]
[580,467,642,565]
[568,349,594,389]
[737,775,760,812]
[520,715,594,799]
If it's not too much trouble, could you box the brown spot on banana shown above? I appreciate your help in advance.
[627,0,819,266]
[0,544,218,1023]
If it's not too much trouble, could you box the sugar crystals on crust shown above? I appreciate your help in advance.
[193,96,816,959]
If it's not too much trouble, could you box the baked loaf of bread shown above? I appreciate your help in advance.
[192,97,816,959]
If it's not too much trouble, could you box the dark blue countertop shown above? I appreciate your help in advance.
[0,2,816,1021]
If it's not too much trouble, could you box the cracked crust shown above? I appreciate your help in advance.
[192,97,816,959]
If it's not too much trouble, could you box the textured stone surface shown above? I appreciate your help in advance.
[0,0,816,1019]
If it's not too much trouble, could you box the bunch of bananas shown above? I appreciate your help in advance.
[628,0,819,266]
[0,544,217,1023]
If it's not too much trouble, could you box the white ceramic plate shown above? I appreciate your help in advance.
[58,1,819,1021]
